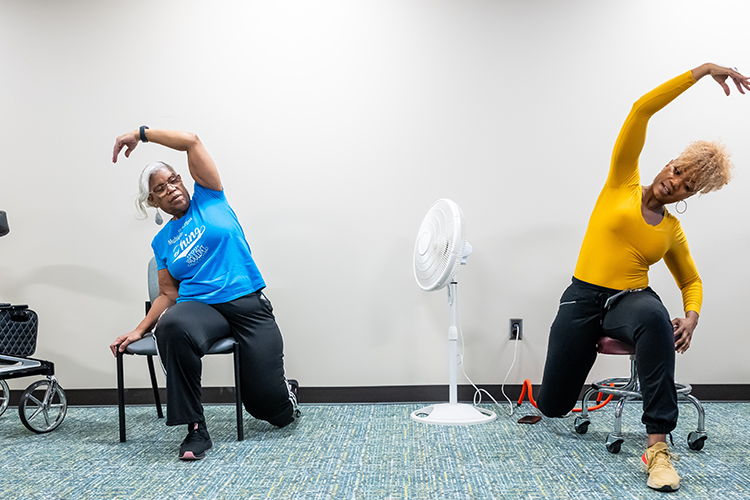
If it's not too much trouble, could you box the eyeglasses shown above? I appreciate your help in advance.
[150,174,182,196]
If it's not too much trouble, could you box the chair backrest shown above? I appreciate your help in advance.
[147,257,159,303]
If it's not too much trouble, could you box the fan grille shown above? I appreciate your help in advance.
[413,199,466,291]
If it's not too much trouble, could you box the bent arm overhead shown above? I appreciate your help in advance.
[112,128,222,191]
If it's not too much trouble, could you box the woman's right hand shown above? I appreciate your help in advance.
[109,329,145,357]
[112,130,141,163]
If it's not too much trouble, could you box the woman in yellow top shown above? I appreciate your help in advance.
[537,63,749,492]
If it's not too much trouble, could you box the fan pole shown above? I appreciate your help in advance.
[410,280,497,426]
[448,282,458,405]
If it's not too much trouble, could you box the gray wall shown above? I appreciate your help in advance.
[2,0,749,392]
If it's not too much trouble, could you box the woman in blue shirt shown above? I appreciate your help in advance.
[109,128,298,461]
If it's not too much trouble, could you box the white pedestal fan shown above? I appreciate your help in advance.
[411,199,496,426]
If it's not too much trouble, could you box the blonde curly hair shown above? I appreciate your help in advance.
[673,140,733,194]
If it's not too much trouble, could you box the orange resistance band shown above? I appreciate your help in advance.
[517,379,614,413]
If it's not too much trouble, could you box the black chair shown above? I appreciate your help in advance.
[116,258,243,443]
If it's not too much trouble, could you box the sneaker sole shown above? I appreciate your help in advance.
[647,478,679,492]
[179,441,212,461]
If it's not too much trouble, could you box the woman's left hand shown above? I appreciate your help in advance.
[112,130,140,163]
[693,63,750,96]
[672,311,699,354]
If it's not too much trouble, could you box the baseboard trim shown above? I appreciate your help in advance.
[5,384,750,407]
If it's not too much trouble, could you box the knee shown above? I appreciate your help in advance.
[614,291,668,326]
[536,391,570,418]
[641,304,670,327]
[245,383,293,425]
[537,402,565,419]
[629,298,671,336]
[155,311,192,344]
[264,406,295,428]
[155,308,213,354]
[536,398,553,417]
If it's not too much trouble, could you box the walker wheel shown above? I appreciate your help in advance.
[574,417,590,435]
[687,431,707,451]
[0,380,9,417]
[18,379,67,433]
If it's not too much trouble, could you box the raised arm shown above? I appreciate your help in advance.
[608,63,750,188]
[112,128,222,191]
[608,71,696,187]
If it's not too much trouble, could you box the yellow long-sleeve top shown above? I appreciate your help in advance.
[573,70,702,315]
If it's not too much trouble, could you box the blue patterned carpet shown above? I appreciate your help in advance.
[0,402,749,499]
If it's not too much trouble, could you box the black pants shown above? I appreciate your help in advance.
[155,291,294,428]
[537,277,678,435]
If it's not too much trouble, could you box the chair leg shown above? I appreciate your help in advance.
[146,355,163,419]
[117,351,126,443]
[233,343,244,441]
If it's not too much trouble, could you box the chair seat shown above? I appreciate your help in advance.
[206,337,237,354]
[126,334,236,356]
[125,335,156,355]
[597,336,635,356]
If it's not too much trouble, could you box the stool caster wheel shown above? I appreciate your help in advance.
[687,431,707,451]
[605,434,623,454]
[574,417,590,435]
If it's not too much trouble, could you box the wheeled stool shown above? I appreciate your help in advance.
[573,336,706,454]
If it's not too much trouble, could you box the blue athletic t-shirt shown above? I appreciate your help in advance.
[151,183,266,304]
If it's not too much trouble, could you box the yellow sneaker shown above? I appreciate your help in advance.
[643,442,680,492]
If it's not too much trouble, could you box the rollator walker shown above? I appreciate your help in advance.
[0,211,67,433]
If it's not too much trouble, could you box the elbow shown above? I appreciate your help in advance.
[159,290,178,305]
[685,274,702,289]
[184,132,202,148]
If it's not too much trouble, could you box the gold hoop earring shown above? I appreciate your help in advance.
[676,200,687,214]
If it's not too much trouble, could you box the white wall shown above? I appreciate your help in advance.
[1,0,749,392]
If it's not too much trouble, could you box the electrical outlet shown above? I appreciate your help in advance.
[509,318,523,340]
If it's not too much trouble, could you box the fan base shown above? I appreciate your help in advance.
[410,403,497,426]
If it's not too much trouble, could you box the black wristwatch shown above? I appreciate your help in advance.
[139,126,149,143]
